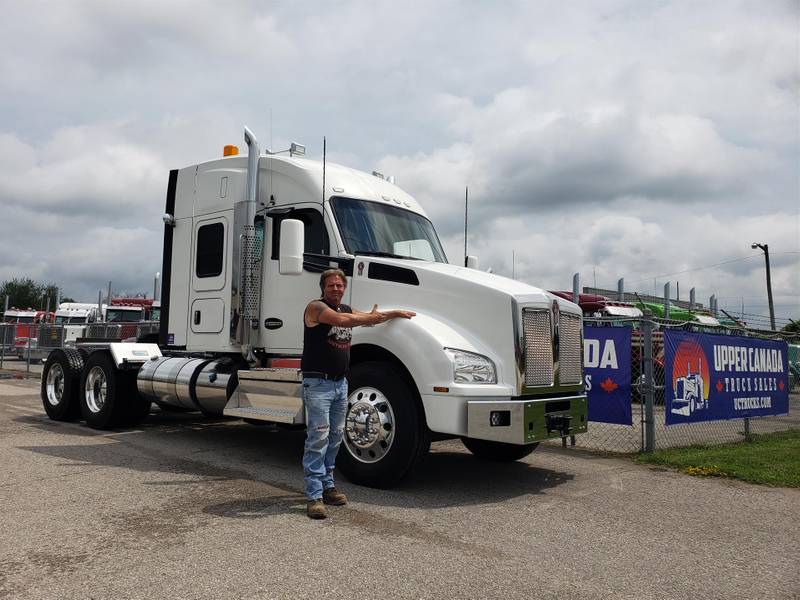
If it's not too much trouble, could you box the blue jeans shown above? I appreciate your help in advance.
[302,377,348,501]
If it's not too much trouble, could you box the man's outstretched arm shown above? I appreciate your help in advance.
[306,302,414,328]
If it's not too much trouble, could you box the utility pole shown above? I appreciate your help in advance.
[751,243,776,331]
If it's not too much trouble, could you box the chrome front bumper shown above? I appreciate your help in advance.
[466,395,588,444]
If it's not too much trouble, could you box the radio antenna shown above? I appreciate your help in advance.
[463,186,469,267]
[322,136,327,209]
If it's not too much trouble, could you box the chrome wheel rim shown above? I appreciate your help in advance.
[45,363,65,407]
[85,366,107,414]
[344,386,395,463]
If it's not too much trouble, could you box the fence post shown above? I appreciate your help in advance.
[743,417,752,442]
[642,309,656,453]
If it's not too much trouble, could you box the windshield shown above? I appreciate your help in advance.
[331,197,447,262]
[55,315,88,324]
[106,308,142,322]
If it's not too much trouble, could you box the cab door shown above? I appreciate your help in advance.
[260,204,335,354]
[186,215,230,351]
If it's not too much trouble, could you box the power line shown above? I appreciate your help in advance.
[626,251,800,285]
[627,255,755,284]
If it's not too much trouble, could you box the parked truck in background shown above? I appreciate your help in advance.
[55,302,104,345]
[549,291,643,319]
[40,127,587,487]
[4,308,53,357]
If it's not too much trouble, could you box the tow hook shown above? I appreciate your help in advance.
[545,414,573,436]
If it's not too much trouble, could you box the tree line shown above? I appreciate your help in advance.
[0,278,74,312]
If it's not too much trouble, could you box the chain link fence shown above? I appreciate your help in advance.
[0,323,14,355]
[556,314,799,454]
[0,321,160,369]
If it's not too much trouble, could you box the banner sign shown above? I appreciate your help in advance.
[664,330,789,425]
[584,326,632,425]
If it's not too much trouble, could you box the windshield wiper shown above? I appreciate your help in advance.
[353,250,414,260]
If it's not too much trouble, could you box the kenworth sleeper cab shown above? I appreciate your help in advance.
[40,127,587,487]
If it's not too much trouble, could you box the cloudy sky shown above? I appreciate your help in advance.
[1,1,797,327]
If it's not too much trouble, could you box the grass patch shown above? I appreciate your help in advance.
[635,429,800,487]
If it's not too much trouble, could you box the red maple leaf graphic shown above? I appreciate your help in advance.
[600,377,619,393]
[716,380,724,393]
[779,380,785,391]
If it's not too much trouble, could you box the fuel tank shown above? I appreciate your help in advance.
[137,357,237,415]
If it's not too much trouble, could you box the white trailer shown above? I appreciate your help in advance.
[41,128,587,487]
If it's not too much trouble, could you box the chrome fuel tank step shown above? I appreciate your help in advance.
[224,368,304,424]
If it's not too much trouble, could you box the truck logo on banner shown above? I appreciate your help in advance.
[584,326,632,425]
[670,338,710,417]
[665,330,789,425]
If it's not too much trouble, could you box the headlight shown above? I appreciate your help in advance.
[444,348,497,384]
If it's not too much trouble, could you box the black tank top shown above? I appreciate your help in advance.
[301,301,353,378]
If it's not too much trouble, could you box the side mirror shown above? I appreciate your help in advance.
[279,219,304,275]
[466,255,479,270]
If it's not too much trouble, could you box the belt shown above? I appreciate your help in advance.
[303,372,348,381]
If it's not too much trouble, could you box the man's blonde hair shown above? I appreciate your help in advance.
[319,268,347,296]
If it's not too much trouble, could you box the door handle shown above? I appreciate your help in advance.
[194,310,201,325]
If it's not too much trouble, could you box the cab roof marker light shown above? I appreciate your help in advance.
[387,175,395,184]
[223,145,239,156]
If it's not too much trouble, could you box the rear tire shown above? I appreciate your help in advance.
[79,352,128,429]
[41,349,84,421]
[461,437,539,462]
[337,361,430,488]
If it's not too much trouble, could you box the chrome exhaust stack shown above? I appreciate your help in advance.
[230,127,264,362]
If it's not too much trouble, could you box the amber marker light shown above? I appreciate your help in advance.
[223,145,239,156]
[433,386,449,393]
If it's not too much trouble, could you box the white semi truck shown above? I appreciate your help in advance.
[55,302,104,345]
[40,127,587,487]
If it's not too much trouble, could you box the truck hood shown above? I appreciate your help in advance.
[352,256,580,314]
[349,257,580,391]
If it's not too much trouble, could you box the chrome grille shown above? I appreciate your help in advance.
[558,312,582,384]
[522,309,553,386]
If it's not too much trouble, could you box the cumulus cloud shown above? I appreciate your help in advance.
[0,1,796,324]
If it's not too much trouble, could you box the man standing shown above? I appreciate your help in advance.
[302,268,414,519]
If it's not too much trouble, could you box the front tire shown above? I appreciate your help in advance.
[41,349,84,421]
[461,438,539,462]
[337,361,430,488]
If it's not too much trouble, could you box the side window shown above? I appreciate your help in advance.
[271,209,330,259]
[196,222,225,278]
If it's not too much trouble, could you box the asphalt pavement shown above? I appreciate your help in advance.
[0,375,798,599]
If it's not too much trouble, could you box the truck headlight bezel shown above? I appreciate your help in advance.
[444,348,497,384]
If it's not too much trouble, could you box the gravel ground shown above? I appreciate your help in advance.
[0,377,798,599]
